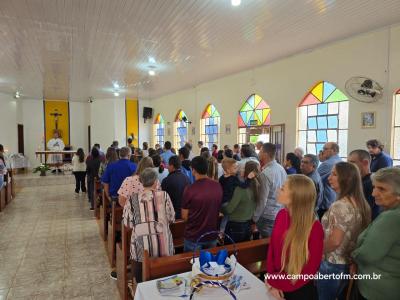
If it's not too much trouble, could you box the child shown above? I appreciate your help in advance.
[218,158,252,236]
[72,148,87,193]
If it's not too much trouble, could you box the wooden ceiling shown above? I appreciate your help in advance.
[0,0,400,101]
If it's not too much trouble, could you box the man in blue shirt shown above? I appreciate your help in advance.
[317,142,342,219]
[160,141,174,164]
[366,139,393,172]
[101,146,136,202]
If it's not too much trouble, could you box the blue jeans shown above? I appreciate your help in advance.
[224,221,251,244]
[317,260,349,300]
[256,217,275,238]
[184,239,217,253]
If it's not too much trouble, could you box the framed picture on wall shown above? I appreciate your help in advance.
[225,124,231,135]
[361,112,376,128]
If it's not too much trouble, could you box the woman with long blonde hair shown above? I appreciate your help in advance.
[266,175,324,300]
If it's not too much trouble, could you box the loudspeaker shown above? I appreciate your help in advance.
[143,107,153,119]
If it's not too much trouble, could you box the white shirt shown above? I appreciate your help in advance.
[47,138,65,151]
[72,155,86,172]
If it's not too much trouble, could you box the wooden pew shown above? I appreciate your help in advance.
[142,238,269,281]
[5,173,13,204]
[99,190,110,241]
[107,202,123,267]
[116,220,187,300]
[93,179,102,219]
[0,185,6,212]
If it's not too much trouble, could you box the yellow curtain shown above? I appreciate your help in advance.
[125,98,139,147]
[44,100,70,146]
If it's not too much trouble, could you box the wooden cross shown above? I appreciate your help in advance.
[50,109,62,130]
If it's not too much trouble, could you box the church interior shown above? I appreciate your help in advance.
[1,1,400,300]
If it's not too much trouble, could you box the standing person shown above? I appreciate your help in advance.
[99,147,118,177]
[197,141,204,155]
[233,144,241,161]
[217,150,225,178]
[255,141,263,153]
[300,154,324,212]
[294,147,305,161]
[118,156,155,207]
[266,175,324,300]
[127,137,135,154]
[151,154,169,184]
[317,142,342,219]
[47,131,65,173]
[211,144,218,159]
[160,141,174,164]
[348,149,381,220]
[178,147,194,184]
[284,152,301,175]
[72,148,87,194]
[207,156,219,181]
[86,147,101,210]
[352,167,400,300]
[317,162,371,300]
[366,139,393,172]
[184,142,195,160]
[181,156,223,252]
[123,168,175,283]
[162,156,190,219]
[142,142,149,157]
[254,143,287,238]
[221,161,260,243]
[237,144,259,179]
[101,147,137,204]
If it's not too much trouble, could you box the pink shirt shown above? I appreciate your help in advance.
[267,208,324,292]
[118,175,161,201]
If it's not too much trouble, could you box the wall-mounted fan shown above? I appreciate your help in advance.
[345,76,383,103]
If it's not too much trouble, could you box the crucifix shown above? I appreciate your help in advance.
[50,109,62,130]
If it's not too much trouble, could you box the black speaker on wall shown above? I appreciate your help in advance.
[143,107,153,119]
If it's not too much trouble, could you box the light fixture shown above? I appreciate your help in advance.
[113,82,120,89]
[114,92,120,97]
[231,0,241,6]
[148,56,156,64]
[14,91,20,99]
[148,70,156,76]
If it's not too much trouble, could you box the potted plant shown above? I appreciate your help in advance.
[33,164,51,176]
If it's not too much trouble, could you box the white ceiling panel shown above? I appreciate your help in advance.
[0,0,399,101]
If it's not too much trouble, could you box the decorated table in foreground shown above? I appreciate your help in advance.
[134,263,273,300]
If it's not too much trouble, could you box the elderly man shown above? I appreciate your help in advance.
[294,147,304,160]
[254,143,287,238]
[317,142,342,219]
[300,154,324,211]
[101,146,137,203]
[348,149,381,220]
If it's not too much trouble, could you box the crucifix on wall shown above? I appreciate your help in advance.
[50,109,63,130]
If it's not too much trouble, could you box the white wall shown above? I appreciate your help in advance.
[70,101,90,152]
[150,25,400,155]
[21,99,44,166]
[114,98,126,147]
[0,93,18,154]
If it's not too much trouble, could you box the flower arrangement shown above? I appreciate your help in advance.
[33,164,51,176]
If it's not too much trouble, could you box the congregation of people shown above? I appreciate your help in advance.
[69,137,399,300]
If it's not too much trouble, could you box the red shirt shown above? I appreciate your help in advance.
[267,209,324,292]
[181,178,222,242]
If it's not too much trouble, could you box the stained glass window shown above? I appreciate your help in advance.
[297,81,349,157]
[174,110,188,149]
[238,94,271,145]
[201,104,220,149]
[153,113,165,148]
[393,90,400,166]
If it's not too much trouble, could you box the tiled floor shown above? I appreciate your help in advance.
[0,177,120,299]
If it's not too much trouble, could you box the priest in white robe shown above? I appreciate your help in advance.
[47,131,65,171]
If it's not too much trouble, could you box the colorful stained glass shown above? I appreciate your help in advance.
[238,94,271,128]
[174,110,188,149]
[297,81,349,157]
[201,104,220,149]
[153,113,165,147]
